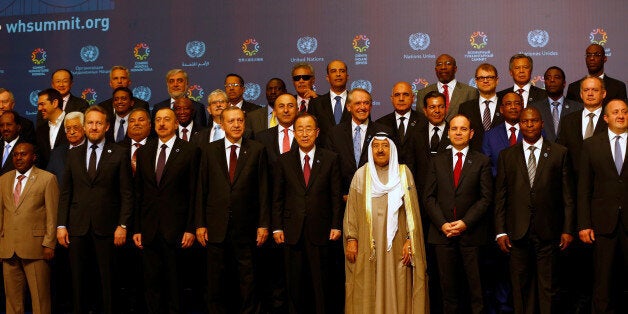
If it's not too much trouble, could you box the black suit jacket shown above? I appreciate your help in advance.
[494,140,575,241]
[245,106,270,134]
[16,115,35,144]
[412,120,451,195]
[35,119,68,169]
[98,97,150,120]
[152,98,208,127]
[241,100,262,114]
[175,123,204,142]
[308,92,351,147]
[195,138,270,243]
[375,110,424,170]
[254,126,296,165]
[423,149,493,246]
[36,94,88,128]
[529,98,583,142]
[46,142,77,185]
[556,109,607,175]
[458,98,504,152]
[578,131,628,234]
[324,120,392,195]
[566,74,627,106]
[272,147,342,246]
[497,85,547,107]
[134,137,200,244]
[58,141,133,236]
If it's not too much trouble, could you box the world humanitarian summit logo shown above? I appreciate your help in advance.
[590,28,608,45]
[352,35,370,53]
[297,36,318,54]
[242,38,260,56]
[531,75,545,89]
[186,41,206,58]
[409,32,430,51]
[80,45,99,62]
[133,86,151,102]
[31,48,47,65]
[470,31,488,49]
[81,88,98,105]
[412,78,429,92]
[527,30,549,48]
[187,85,204,102]
[350,80,372,93]
[244,82,261,101]
[134,43,150,61]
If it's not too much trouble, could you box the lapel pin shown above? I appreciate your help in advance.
[410,121,416,127]
[175,148,180,153]
[107,149,112,153]
[544,152,548,158]
[316,159,320,164]
[565,105,570,109]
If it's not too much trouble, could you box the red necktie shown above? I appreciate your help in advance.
[509,127,517,146]
[300,100,306,112]
[229,145,237,183]
[453,152,463,219]
[13,174,25,206]
[517,88,524,96]
[282,128,291,154]
[443,84,450,113]
[182,128,189,141]
[303,155,311,186]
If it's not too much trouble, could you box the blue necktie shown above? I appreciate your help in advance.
[116,119,125,143]
[614,135,623,174]
[212,124,224,142]
[353,126,361,167]
[333,96,342,124]
[2,143,11,167]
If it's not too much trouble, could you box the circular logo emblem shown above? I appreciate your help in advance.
[350,80,372,93]
[352,35,370,53]
[243,83,261,101]
[187,85,204,102]
[133,43,150,61]
[411,78,429,93]
[81,88,98,105]
[133,86,152,102]
[80,45,99,62]
[527,30,549,48]
[470,31,488,49]
[242,38,260,56]
[29,90,41,107]
[589,28,608,45]
[297,36,318,54]
[186,41,206,58]
[31,48,47,65]
[408,32,430,51]
[468,77,477,88]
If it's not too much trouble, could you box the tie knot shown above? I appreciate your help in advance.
[161,144,168,149]
[17,174,25,181]
[283,128,289,135]
[456,152,463,158]
[230,144,237,149]
[399,116,406,122]
[304,154,310,162]
[301,100,306,105]
[134,143,142,148]
[355,126,361,132]
[528,146,536,152]
[120,119,125,124]
[587,112,595,118]
[615,135,622,141]
[551,101,560,107]
[182,128,188,133]
[433,126,439,132]
[214,124,221,130]
[443,84,449,90]
[510,127,516,132]
[334,96,341,101]
[518,88,524,94]
[90,144,98,150]
[484,100,491,106]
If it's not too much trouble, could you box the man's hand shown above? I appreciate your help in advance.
[559,233,573,251]
[256,228,268,247]
[579,229,595,244]
[346,240,358,263]
[302,89,318,100]
[114,226,127,247]
[133,233,143,249]
[497,234,512,253]
[329,229,342,241]
[181,232,195,248]
[401,239,412,266]
[43,247,55,260]
[273,231,285,244]
[57,228,70,248]
[196,228,208,247]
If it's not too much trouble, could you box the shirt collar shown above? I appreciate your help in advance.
[608,128,628,139]
[330,89,347,99]
[452,146,469,157]
[438,79,457,90]
[16,166,33,177]
[49,111,66,127]
[299,146,316,161]
[158,135,176,148]
[523,136,543,151]
[224,137,242,149]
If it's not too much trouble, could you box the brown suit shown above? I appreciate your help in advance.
[0,167,59,314]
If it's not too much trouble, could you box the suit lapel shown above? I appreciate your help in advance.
[534,141,551,185]
[290,149,307,189]
[271,130,281,157]
[456,150,473,191]
[232,139,249,184]
[16,168,38,209]
[215,139,230,182]
[145,141,159,184]
[159,138,182,186]
[307,149,323,189]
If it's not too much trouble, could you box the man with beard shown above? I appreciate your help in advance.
[152,69,207,127]
[0,111,26,176]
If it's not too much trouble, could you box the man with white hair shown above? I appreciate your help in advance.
[343,133,428,314]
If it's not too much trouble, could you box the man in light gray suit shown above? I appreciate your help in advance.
[416,54,478,122]
[530,66,582,142]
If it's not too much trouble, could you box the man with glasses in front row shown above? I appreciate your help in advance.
[292,62,318,112]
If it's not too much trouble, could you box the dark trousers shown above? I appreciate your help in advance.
[142,234,183,314]
[68,232,114,314]
[285,235,330,314]
[434,244,484,314]
[592,222,628,314]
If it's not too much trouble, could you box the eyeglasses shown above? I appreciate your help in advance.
[295,128,317,135]
[585,53,604,58]
[475,76,497,81]
[292,75,312,81]
[210,99,227,105]
[225,83,241,88]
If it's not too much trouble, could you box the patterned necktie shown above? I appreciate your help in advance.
[509,127,517,146]
[300,100,307,113]
[116,119,125,143]
[181,128,189,141]
[13,174,25,206]
[614,135,623,174]
[156,144,167,184]
[353,126,362,167]
[212,124,224,142]
[303,154,311,186]
[551,101,560,134]
[88,144,98,179]
[229,144,238,183]
[398,117,406,142]
[132,143,141,176]
[527,146,537,186]
[333,96,343,125]
[584,112,595,139]
[282,128,291,154]
[443,84,450,113]
[430,126,440,153]
[482,100,492,131]
[517,88,524,96]
[2,143,11,167]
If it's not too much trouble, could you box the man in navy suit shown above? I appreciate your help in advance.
[309,60,351,146]
[482,92,524,176]
[152,69,208,128]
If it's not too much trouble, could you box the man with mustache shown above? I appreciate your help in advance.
[152,69,208,128]
[482,92,524,176]
[291,63,318,112]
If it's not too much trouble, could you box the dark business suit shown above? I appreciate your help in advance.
[556,109,607,176]
[578,131,628,313]
[58,141,133,314]
[529,98,583,142]
[458,98,504,152]
[35,120,68,169]
[134,137,200,313]
[272,147,342,314]
[241,100,262,114]
[566,75,627,106]
[195,138,269,313]
[416,82,479,121]
[152,98,208,127]
[98,97,150,120]
[375,110,424,172]
[246,106,270,134]
[16,114,35,144]
[105,115,131,143]
[494,140,575,314]
[424,149,493,314]
[482,123,523,176]
[324,120,391,195]
[497,85,547,107]
[36,94,88,128]
[308,93,351,147]
[176,123,204,142]
[254,126,296,166]
[412,120,451,195]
